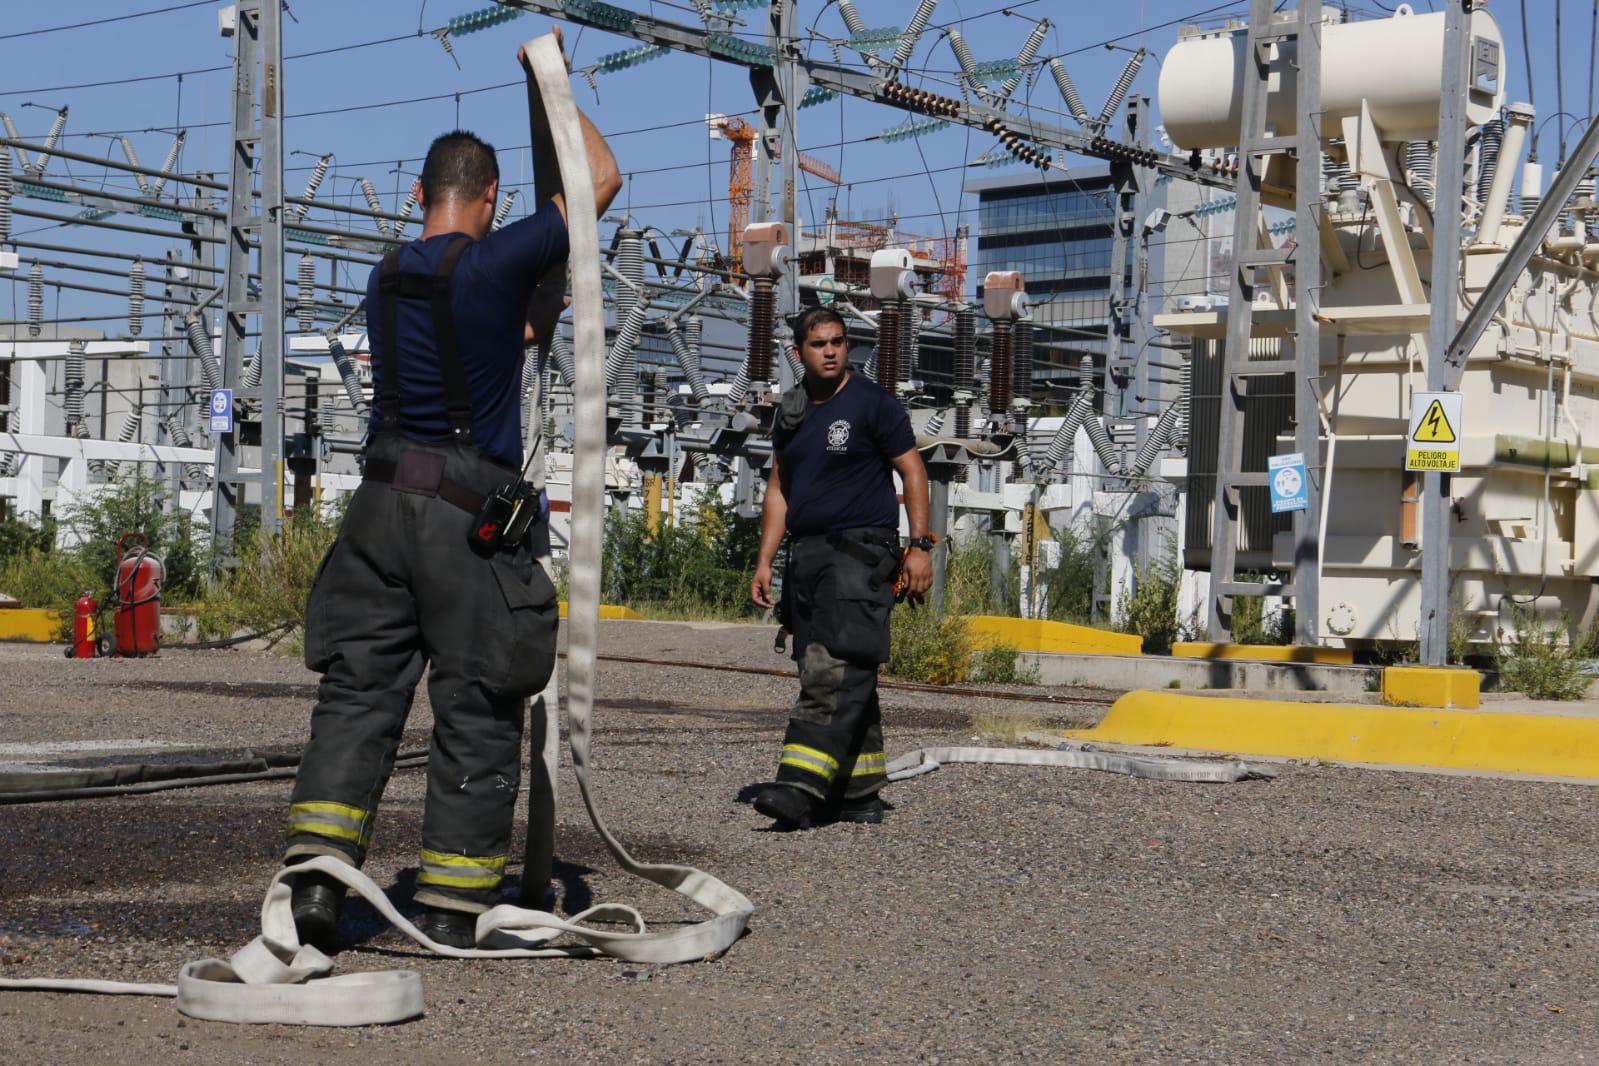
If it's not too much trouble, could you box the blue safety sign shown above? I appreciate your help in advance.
[208,388,233,434]
[1268,451,1308,514]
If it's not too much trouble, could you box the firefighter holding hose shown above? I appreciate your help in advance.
[749,306,933,829]
[282,32,621,951]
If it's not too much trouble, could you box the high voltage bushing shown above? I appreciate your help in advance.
[745,276,775,384]
[895,296,917,389]
[605,300,648,416]
[1476,117,1504,204]
[492,188,518,232]
[0,137,11,243]
[1042,386,1093,471]
[63,339,86,427]
[297,254,316,332]
[294,155,332,222]
[1085,409,1122,475]
[543,330,576,386]
[359,177,391,236]
[946,29,984,93]
[877,79,961,119]
[242,349,263,388]
[163,414,210,486]
[128,257,145,336]
[446,5,524,35]
[325,332,367,411]
[665,318,711,403]
[953,305,975,438]
[615,229,644,319]
[890,0,939,70]
[185,315,222,391]
[988,321,1012,414]
[102,406,144,481]
[1012,320,1033,405]
[1404,142,1435,209]
[996,21,1051,105]
[1097,49,1144,128]
[26,261,42,336]
[874,301,900,391]
[119,137,149,194]
[1129,401,1182,478]
[986,119,1051,170]
[396,184,417,228]
[1048,58,1091,126]
[28,106,68,178]
[151,131,185,199]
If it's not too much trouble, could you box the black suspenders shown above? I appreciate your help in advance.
[375,235,475,444]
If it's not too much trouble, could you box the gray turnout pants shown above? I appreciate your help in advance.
[775,527,899,805]
[285,434,557,914]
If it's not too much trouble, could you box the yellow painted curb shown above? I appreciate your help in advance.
[1383,666,1480,709]
[558,602,647,621]
[0,609,63,641]
[1171,641,1353,665]
[1070,690,1599,780]
[963,615,1142,656]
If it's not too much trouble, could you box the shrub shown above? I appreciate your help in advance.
[1038,524,1102,624]
[0,548,99,637]
[888,605,971,685]
[1114,546,1185,654]
[599,489,763,619]
[969,639,1039,685]
[57,474,207,606]
[1494,603,1591,701]
[194,508,339,642]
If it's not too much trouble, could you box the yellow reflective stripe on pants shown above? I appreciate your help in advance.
[779,743,840,782]
[851,751,887,776]
[287,800,372,847]
[417,848,507,890]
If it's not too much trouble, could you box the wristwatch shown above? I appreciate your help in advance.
[906,534,937,552]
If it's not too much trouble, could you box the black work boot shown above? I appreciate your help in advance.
[833,794,888,825]
[418,908,479,950]
[289,869,346,954]
[752,784,818,830]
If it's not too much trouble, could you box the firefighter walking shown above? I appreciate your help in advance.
[749,307,933,829]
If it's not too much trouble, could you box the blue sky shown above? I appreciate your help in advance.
[0,0,1587,324]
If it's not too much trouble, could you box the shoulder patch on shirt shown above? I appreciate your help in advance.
[826,419,851,452]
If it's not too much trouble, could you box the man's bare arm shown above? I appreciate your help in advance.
[750,458,789,609]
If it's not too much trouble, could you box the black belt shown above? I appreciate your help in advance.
[363,455,485,514]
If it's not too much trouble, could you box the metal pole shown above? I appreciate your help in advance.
[258,0,287,532]
[1418,0,1472,665]
[1292,0,1324,645]
[929,474,950,611]
[212,3,258,557]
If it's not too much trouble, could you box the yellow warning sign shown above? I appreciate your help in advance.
[1413,399,1456,443]
[1405,391,1463,473]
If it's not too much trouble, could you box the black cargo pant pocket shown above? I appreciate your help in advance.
[481,548,559,698]
[820,551,897,667]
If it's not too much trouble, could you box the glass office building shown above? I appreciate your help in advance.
[967,166,1122,406]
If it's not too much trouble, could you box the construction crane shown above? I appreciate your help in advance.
[707,115,841,262]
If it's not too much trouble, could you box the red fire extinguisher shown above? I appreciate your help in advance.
[112,532,163,658]
[66,590,100,659]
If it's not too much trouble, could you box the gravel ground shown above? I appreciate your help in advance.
[1,620,1597,1063]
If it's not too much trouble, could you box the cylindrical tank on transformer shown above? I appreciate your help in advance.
[1159,7,1505,149]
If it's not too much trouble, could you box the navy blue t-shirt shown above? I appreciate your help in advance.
[365,200,569,469]
[773,373,916,536]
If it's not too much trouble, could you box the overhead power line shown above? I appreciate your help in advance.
[0,0,218,42]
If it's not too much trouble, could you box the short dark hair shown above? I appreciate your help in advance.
[420,130,499,204]
[793,306,846,344]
